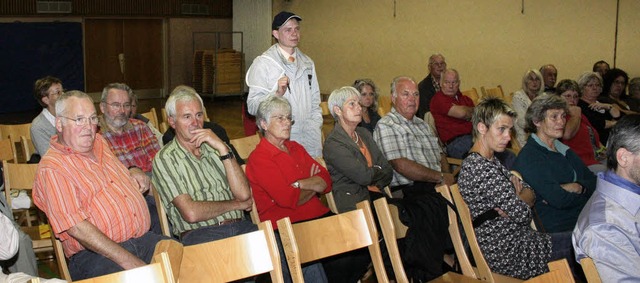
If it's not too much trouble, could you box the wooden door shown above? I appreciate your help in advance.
[85,19,163,93]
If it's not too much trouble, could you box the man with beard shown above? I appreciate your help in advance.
[98,83,162,234]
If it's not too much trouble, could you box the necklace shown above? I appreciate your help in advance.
[352,131,359,144]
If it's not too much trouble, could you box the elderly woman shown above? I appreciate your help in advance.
[512,69,545,146]
[627,77,640,112]
[353,79,382,132]
[322,86,393,213]
[513,94,596,233]
[458,97,574,280]
[577,72,621,142]
[555,79,606,173]
[601,68,637,115]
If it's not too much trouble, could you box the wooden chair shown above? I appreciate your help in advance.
[74,251,174,283]
[152,240,184,283]
[378,94,392,117]
[423,112,463,176]
[161,108,168,126]
[0,123,32,163]
[462,88,480,106]
[481,85,505,101]
[580,257,602,283]
[0,138,17,162]
[2,160,42,227]
[141,107,159,130]
[229,133,260,161]
[53,237,71,281]
[523,259,574,283]
[320,101,331,116]
[276,200,388,283]
[179,221,284,283]
[159,121,169,133]
[152,185,173,238]
[19,136,36,162]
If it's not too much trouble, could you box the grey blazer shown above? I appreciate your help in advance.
[323,124,393,213]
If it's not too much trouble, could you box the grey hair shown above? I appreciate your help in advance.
[55,90,93,117]
[629,77,640,95]
[577,72,603,94]
[328,86,360,119]
[439,69,460,86]
[165,85,205,118]
[524,93,568,134]
[428,53,446,66]
[101,83,133,102]
[472,97,517,141]
[353,78,379,111]
[606,114,640,170]
[256,96,292,136]
[554,79,580,96]
[390,76,416,98]
[521,69,544,96]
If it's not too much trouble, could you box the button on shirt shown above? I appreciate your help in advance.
[99,118,160,173]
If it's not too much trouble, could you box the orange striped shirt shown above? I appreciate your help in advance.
[33,134,150,258]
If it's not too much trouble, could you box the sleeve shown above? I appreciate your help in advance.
[576,224,640,282]
[246,149,303,209]
[430,94,451,116]
[373,120,406,161]
[245,56,284,115]
[323,135,378,187]
[570,150,597,196]
[580,103,606,132]
[30,119,51,156]
[0,213,19,260]
[146,121,164,146]
[151,153,187,208]
[309,63,323,128]
[369,134,394,189]
[140,122,161,154]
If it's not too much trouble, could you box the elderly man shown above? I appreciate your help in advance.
[246,11,323,157]
[540,64,558,94]
[33,91,168,280]
[573,114,640,282]
[592,60,610,78]
[417,53,447,119]
[374,76,454,197]
[30,76,63,158]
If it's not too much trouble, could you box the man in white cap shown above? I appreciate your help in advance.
[245,11,323,157]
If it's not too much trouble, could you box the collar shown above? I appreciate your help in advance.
[98,116,133,134]
[389,107,420,124]
[258,137,293,158]
[531,133,570,155]
[277,45,295,60]
[172,138,218,160]
[601,170,640,196]
[49,133,105,162]
[43,108,56,126]
[598,171,640,215]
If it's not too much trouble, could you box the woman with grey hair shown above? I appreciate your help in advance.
[353,79,381,132]
[322,86,392,213]
[512,69,545,146]
[577,72,621,142]
[513,94,596,233]
[626,77,640,112]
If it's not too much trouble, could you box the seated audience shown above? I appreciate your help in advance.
[555,79,607,173]
[627,77,640,112]
[573,114,640,282]
[577,72,621,142]
[540,64,558,94]
[513,94,596,232]
[323,86,393,213]
[129,92,164,145]
[374,76,454,198]
[601,68,637,115]
[512,69,544,146]
[30,76,63,158]
[0,195,38,277]
[458,97,574,280]
[353,79,382,133]
[33,91,169,280]
[417,53,447,118]
[592,60,610,79]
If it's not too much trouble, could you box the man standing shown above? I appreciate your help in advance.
[573,114,640,282]
[246,11,323,157]
[30,76,63,157]
[540,64,558,94]
[374,76,454,198]
[33,91,167,280]
[417,53,447,119]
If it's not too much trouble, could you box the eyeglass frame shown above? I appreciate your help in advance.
[60,115,100,126]
[104,102,132,110]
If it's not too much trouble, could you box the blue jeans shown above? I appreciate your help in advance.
[68,231,170,280]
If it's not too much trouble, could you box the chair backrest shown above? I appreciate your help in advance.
[229,133,260,160]
[0,123,32,163]
[462,88,480,106]
[141,107,159,130]
[179,221,283,283]
[523,259,575,283]
[74,252,173,283]
[580,257,602,283]
[320,101,330,116]
[152,240,183,283]
[372,197,410,282]
[277,201,388,283]
[377,94,392,117]
[0,138,16,162]
[19,136,36,163]
[53,237,71,281]
[448,184,496,282]
[161,108,168,125]
[151,185,173,238]
[2,160,39,210]
[159,122,169,134]
[481,85,505,100]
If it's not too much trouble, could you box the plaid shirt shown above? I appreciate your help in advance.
[99,118,160,173]
[373,108,443,187]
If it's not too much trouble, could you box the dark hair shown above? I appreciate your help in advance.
[555,79,580,96]
[472,97,517,141]
[592,60,610,72]
[602,68,629,97]
[606,114,640,170]
[33,76,62,108]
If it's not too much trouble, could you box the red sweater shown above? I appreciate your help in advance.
[562,113,602,166]
[431,91,474,143]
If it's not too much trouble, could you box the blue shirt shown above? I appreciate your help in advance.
[572,171,640,282]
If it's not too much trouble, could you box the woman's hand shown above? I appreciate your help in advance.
[561,182,583,194]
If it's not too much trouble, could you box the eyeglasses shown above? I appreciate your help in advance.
[105,102,132,110]
[443,80,460,85]
[49,89,64,96]
[270,115,294,124]
[561,94,579,99]
[60,115,99,126]
[585,83,601,89]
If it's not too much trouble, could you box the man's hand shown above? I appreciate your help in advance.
[190,128,228,154]
[129,167,150,194]
[275,76,289,96]
[442,173,455,186]
[561,182,583,194]
[237,198,253,212]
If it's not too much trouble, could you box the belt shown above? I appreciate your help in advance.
[180,218,243,238]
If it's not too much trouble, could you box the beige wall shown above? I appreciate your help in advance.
[270,0,640,96]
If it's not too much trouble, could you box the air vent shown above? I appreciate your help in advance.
[181,3,210,15]
[37,1,72,13]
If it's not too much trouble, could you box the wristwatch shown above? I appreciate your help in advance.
[292,181,300,189]
[219,151,234,161]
